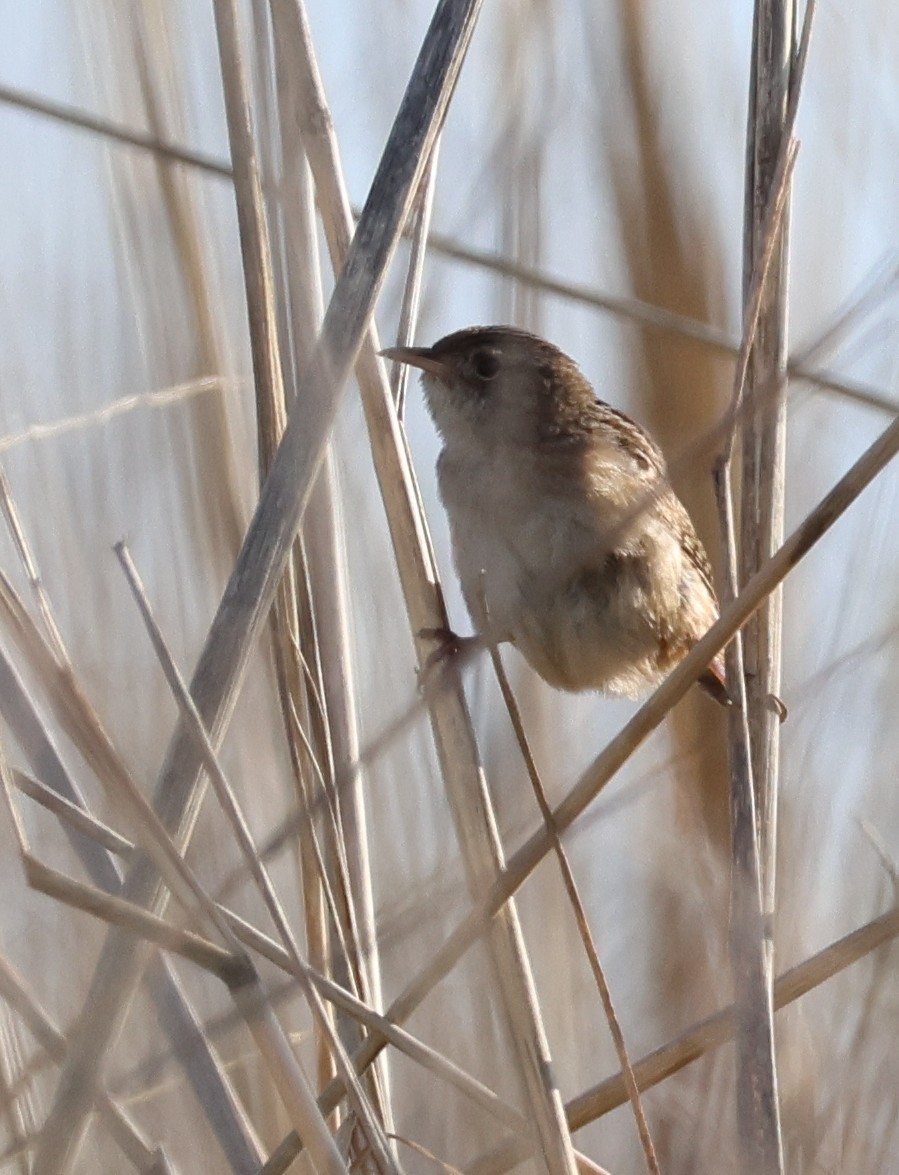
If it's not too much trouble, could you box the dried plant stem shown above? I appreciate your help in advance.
[22,859,239,978]
[715,70,799,1175]
[230,0,338,1104]
[0,650,264,1172]
[391,141,440,420]
[466,898,899,1175]
[482,631,659,1175]
[271,883,899,1175]
[1,81,893,414]
[265,399,899,1171]
[10,759,525,1141]
[0,955,173,1174]
[14,768,133,859]
[0,581,347,1175]
[27,5,483,1171]
[223,930,528,1132]
[114,542,397,1174]
[272,0,577,1169]
[269,5,389,1122]
[726,0,806,1168]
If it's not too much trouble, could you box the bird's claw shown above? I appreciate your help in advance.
[765,692,789,723]
[417,626,481,690]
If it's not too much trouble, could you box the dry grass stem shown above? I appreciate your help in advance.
[114,542,397,1172]
[0,637,264,1169]
[273,0,578,1168]
[391,141,441,420]
[467,897,899,1175]
[2,81,896,416]
[481,619,659,1175]
[14,768,133,860]
[24,859,240,979]
[26,5,485,1170]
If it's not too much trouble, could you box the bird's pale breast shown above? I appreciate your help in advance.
[437,443,682,695]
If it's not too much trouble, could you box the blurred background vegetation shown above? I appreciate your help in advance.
[0,1,898,1172]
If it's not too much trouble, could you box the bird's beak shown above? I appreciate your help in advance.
[379,345,453,383]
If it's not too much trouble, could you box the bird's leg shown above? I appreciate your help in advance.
[417,627,483,690]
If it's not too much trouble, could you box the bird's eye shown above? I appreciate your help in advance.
[471,350,500,381]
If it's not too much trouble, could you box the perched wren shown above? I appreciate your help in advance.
[382,326,729,705]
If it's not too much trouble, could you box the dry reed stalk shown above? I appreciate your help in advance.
[715,127,800,1175]
[14,768,133,858]
[270,1,578,1168]
[6,746,526,1144]
[228,0,341,1109]
[0,567,351,1174]
[0,625,263,1165]
[21,861,238,978]
[0,646,265,1171]
[481,623,659,1175]
[1,79,895,417]
[722,0,806,1168]
[267,393,899,1169]
[0,952,172,1174]
[21,5,487,1171]
[464,896,899,1175]
[265,881,899,1175]
[268,3,390,1126]
[114,541,397,1172]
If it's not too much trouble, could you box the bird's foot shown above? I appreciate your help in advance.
[765,692,789,723]
[417,626,482,690]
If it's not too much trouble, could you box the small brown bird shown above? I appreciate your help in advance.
[383,326,729,705]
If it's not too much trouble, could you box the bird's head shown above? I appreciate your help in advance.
[381,325,598,451]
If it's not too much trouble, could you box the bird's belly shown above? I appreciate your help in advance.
[443,468,663,695]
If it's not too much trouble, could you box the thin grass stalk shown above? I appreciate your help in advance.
[271,2,578,1169]
[742,0,796,911]
[0,600,354,1174]
[265,403,899,1172]
[265,892,899,1175]
[0,649,265,1173]
[114,542,397,1173]
[729,0,799,1168]
[26,849,349,1175]
[240,0,339,1103]
[464,897,899,1175]
[1,80,893,418]
[391,143,440,420]
[716,97,800,1175]
[481,625,659,1175]
[15,768,133,858]
[103,884,529,1143]
[269,6,389,1125]
[0,585,346,1175]
[28,6,483,1171]
[21,860,240,977]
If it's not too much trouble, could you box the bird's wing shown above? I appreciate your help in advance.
[537,396,668,479]
[662,493,718,604]
[586,401,668,478]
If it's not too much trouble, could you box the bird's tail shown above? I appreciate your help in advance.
[698,656,733,707]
